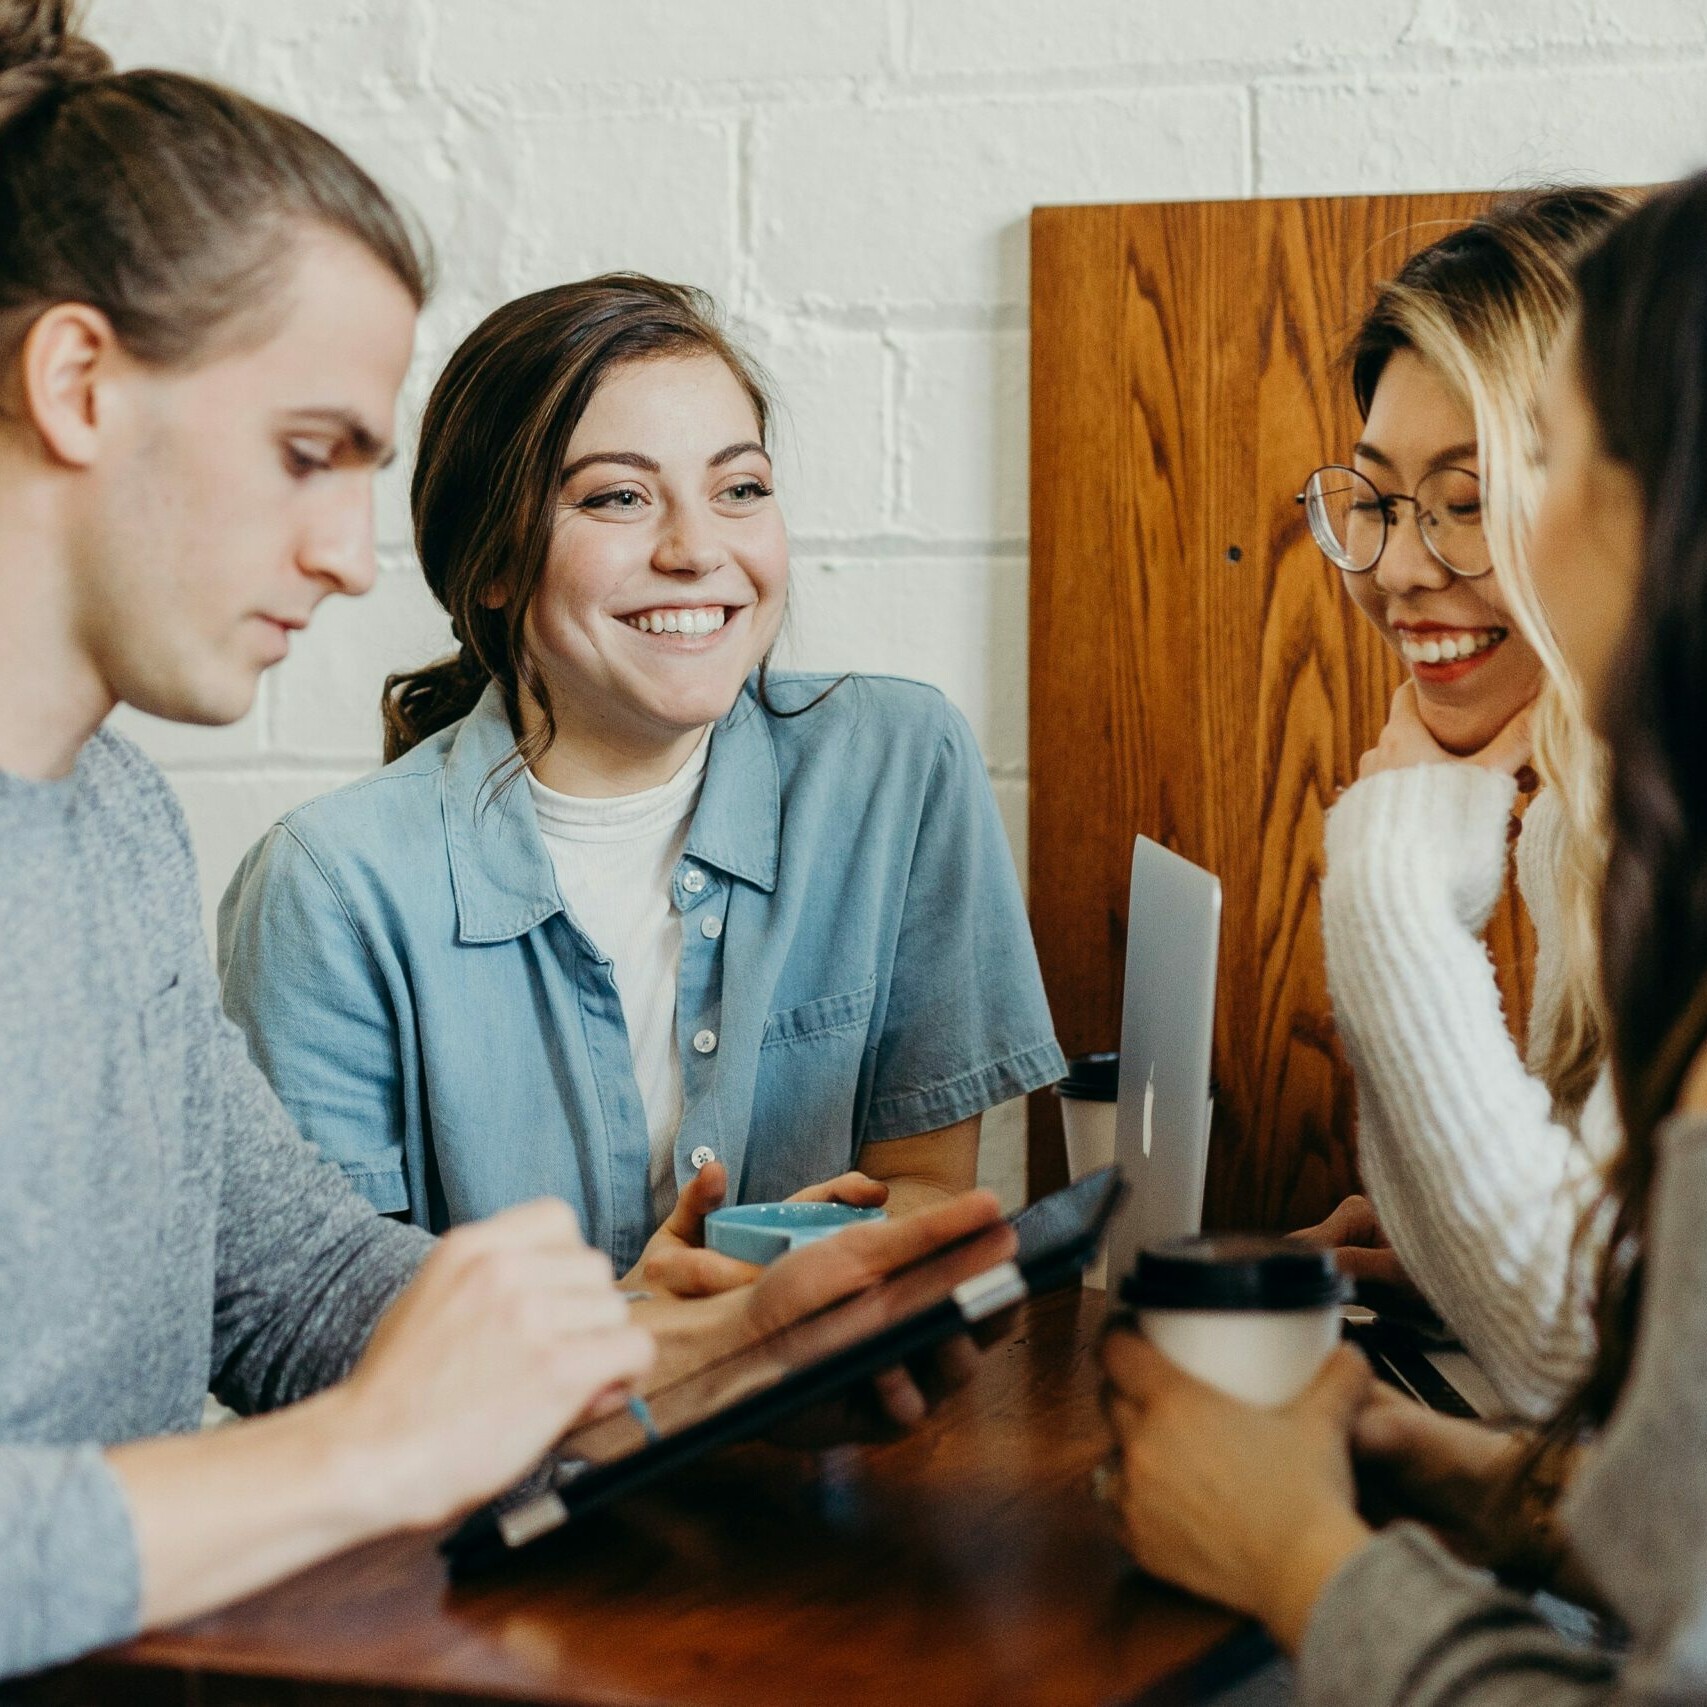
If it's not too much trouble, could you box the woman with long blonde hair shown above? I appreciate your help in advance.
[1295,188,1628,1418]
[1101,167,1707,1707]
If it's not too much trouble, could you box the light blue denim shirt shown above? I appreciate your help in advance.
[218,672,1064,1271]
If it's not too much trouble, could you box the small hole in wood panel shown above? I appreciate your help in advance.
[1225,546,1243,563]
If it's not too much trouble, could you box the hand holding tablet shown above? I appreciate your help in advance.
[447,1172,1121,1573]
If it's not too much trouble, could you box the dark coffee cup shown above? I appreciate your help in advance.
[1120,1235,1349,1405]
[1056,1051,1118,1102]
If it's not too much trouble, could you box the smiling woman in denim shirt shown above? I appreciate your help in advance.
[218,274,1064,1293]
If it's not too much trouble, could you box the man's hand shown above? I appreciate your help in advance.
[1351,1380,1589,1600]
[625,1160,889,1298]
[744,1187,1008,1339]
[113,1198,654,1635]
[753,1187,1015,1437]
[331,1198,655,1529]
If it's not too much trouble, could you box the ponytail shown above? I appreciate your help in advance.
[381,644,489,764]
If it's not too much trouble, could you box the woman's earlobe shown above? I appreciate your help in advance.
[477,582,510,611]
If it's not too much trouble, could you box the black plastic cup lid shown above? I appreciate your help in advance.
[1119,1235,1349,1312]
[1055,1051,1118,1101]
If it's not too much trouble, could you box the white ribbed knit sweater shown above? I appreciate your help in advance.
[1321,766,1619,1419]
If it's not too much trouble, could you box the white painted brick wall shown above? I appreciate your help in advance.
[90,0,1707,1208]
[751,89,1248,309]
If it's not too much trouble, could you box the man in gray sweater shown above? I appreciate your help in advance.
[0,16,1007,1681]
[0,20,663,1679]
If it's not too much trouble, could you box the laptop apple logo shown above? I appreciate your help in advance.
[1142,1061,1156,1158]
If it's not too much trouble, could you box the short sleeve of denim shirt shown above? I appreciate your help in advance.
[217,825,409,1213]
[862,700,1065,1141]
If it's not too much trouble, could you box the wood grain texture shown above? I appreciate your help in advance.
[20,1292,1259,1707]
[1029,194,1535,1229]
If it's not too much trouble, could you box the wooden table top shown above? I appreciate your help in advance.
[24,1288,1265,1707]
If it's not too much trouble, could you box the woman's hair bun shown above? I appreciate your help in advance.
[0,1,110,129]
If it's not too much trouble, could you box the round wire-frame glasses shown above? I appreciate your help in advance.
[1297,463,1492,579]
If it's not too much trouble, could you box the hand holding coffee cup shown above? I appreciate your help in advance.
[1096,1314,1374,1645]
[1095,1237,1370,1640]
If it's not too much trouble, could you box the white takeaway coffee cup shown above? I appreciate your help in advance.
[1120,1235,1350,1407]
[1054,1053,1119,1288]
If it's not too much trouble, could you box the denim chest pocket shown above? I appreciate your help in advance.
[759,978,878,1050]
[749,979,878,1184]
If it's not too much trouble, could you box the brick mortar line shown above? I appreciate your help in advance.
[1250,80,1269,198]
[880,333,903,526]
[1245,58,1707,93]
[876,47,1707,98]
[1243,83,1259,200]
[885,0,911,82]
[731,115,755,307]
[290,47,1707,124]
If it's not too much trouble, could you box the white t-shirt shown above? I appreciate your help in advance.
[526,733,711,1225]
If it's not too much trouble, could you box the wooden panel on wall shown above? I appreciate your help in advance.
[1028,193,1534,1231]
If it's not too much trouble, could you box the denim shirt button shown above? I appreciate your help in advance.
[682,868,707,895]
[690,1144,715,1169]
[700,915,723,940]
[692,1028,718,1054]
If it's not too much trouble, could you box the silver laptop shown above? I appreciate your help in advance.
[1099,836,1494,1418]
[1102,835,1222,1294]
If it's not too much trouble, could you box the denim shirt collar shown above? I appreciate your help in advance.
[442,678,780,945]
[683,682,780,894]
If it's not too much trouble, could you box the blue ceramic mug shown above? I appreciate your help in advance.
[705,1201,887,1265]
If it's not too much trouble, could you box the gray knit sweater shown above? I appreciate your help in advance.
[1303,1112,1707,1703]
[0,730,431,1680]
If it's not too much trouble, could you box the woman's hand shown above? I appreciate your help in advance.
[1353,1382,1520,1549]
[637,1188,1014,1437]
[1359,680,1538,784]
[1099,1331,1373,1653]
[624,1160,890,1298]
[1287,1193,1420,1302]
[748,1187,1011,1437]
[1352,1383,1582,1594]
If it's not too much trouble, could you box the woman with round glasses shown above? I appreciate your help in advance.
[1293,188,1629,1419]
[1102,171,1707,1703]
